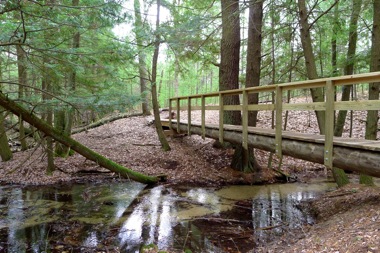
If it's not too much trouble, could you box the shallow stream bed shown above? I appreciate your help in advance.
[0,180,336,252]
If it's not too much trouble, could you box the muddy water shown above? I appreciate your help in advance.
[0,181,335,252]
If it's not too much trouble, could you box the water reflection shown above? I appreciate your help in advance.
[0,181,336,252]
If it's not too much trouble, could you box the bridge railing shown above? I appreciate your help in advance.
[168,72,380,168]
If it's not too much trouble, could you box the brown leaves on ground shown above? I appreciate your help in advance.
[257,184,380,253]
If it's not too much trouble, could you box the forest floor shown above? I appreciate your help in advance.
[1,108,379,252]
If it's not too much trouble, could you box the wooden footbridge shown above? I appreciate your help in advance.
[162,72,380,177]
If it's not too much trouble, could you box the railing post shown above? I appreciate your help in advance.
[201,95,206,139]
[169,98,172,130]
[275,85,283,158]
[242,90,249,169]
[176,98,180,133]
[187,97,191,136]
[324,80,334,168]
[219,93,224,144]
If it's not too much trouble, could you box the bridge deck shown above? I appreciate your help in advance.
[161,119,380,177]
[161,119,380,152]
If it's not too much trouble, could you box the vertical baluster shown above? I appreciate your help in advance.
[219,94,224,144]
[201,95,206,139]
[242,90,249,168]
[176,98,180,133]
[187,97,191,135]
[275,86,283,158]
[324,80,334,168]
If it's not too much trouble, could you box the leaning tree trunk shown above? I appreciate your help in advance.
[134,0,151,115]
[0,92,159,184]
[16,44,28,151]
[334,0,362,137]
[298,0,349,187]
[297,0,325,134]
[151,0,170,151]
[361,0,380,186]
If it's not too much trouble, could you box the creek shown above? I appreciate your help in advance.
[0,180,336,252]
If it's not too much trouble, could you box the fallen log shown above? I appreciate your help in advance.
[169,121,380,178]
[71,112,143,134]
[0,92,158,185]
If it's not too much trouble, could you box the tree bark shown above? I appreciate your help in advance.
[134,0,151,115]
[297,0,325,134]
[151,0,170,151]
[16,44,28,151]
[244,0,264,172]
[0,60,12,162]
[0,92,159,184]
[334,0,362,137]
[219,0,245,170]
[0,109,12,162]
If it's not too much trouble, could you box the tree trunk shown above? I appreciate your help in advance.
[0,109,12,162]
[334,0,362,137]
[134,0,151,115]
[219,0,245,170]
[298,0,350,187]
[361,0,380,186]
[0,92,159,184]
[55,0,80,157]
[244,0,264,172]
[16,44,28,151]
[0,59,12,162]
[151,0,170,151]
[41,70,55,174]
[297,0,325,134]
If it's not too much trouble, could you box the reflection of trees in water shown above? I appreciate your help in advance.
[253,186,318,244]
[118,186,176,252]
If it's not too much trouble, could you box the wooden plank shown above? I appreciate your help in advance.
[161,119,380,152]
[176,98,180,133]
[247,104,275,111]
[324,80,334,168]
[169,99,173,130]
[188,105,215,110]
[242,90,249,169]
[279,72,380,91]
[224,105,243,111]
[275,86,283,158]
[201,95,206,139]
[169,120,380,177]
[283,102,325,111]
[334,100,380,111]
[219,94,224,144]
[168,72,380,102]
[187,97,191,136]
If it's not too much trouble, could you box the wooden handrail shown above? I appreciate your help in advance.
[168,72,380,169]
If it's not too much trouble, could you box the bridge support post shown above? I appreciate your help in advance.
[242,90,249,169]
[187,97,191,136]
[176,98,180,133]
[324,80,334,168]
[201,95,206,139]
[275,86,283,159]
[169,99,172,130]
[219,94,224,144]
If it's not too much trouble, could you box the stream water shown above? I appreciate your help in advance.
[0,180,336,252]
